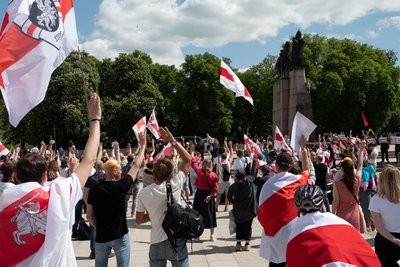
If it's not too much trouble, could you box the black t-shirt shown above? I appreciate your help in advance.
[314,163,328,191]
[87,175,134,243]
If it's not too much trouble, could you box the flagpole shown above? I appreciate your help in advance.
[77,46,90,124]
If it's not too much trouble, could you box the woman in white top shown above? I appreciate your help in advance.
[369,165,400,266]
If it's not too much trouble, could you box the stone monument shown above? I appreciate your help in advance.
[273,30,313,136]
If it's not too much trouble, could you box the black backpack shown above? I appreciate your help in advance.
[162,180,204,251]
[244,157,252,175]
[222,163,231,182]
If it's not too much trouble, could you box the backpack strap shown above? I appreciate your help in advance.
[166,179,175,207]
[163,179,178,252]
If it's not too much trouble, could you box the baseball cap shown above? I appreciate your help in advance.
[30,147,39,154]
[276,152,293,167]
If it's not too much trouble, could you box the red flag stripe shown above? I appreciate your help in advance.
[220,67,234,82]
[59,0,74,22]
[0,12,9,36]
[287,224,381,267]
[258,173,308,236]
[0,143,6,152]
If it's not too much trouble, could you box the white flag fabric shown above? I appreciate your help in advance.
[243,134,262,155]
[132,116,147,141]
[220,60,253,105]
[290,112,317,154]
[0,0,79,127]
[146,109,160,140]
[274,126,292,154]
[287,212,381,267]
[0,174,82,266]
[0,141,10,157]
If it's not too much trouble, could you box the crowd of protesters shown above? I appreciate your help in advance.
[1,95,399,267]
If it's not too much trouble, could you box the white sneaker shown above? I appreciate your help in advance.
[210,235,216,241]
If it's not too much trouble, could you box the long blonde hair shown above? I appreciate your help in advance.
[201,158,213,171]
[378,165,400,204]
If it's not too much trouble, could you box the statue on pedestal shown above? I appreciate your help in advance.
[291,29,306,69]
[275,42,291,78]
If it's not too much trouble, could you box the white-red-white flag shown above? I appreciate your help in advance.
[146,109,160,140]
[0,0,79,127]
[153,143,174,161]
[0,141,10,157]
[132,116,147,141]
[258,171,309,262]
[244,134,262,156]
[287,212,381,267]
[220,60,253,106]
[0,174,82,266]
[274,126,292,154]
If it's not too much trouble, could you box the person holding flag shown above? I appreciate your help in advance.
[0,93,101,266]
[258,136,313,267]
[287,184,381,267]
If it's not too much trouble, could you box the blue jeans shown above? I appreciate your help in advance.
[90,226,96,254]
[95,234,130,267]
[149,239,189,267]
[323,191,330,212]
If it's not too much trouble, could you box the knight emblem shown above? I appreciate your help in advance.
[14,0,64,49]
[10,193,47,245]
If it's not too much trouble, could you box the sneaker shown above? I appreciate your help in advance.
[108,252,115,258]
[235,243,242,251]
[210,235,216,242]
[89,253,95,259]
[243,243,250,251]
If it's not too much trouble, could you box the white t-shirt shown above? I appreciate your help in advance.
[233,156,251,173]
[368,148,378,165]
[369,194,400,232]
[137,171,187,244]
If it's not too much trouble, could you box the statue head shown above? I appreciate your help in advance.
[295,29,302,39]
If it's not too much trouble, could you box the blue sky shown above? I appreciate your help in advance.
[0,0,399,69]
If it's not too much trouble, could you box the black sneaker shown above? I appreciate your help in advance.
[89,253,95,259]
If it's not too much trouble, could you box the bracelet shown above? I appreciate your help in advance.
[90,118,101,123]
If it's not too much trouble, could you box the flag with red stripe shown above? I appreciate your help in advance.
[146,109,160,140]
[244,134,262,156]
[361,111,369,127]
[219,60,253,106]
[154,143,174,161]
[274,126,292,154]
[287,211,381,267]
[0,174,82,266]
[0,141,10,157]
[0,0,78,127]
[132,116,147,141]
[258,171,309,262]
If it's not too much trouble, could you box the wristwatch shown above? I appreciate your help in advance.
[171,140,177,146]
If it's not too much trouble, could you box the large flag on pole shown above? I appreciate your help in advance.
[0,0,79,127]
[0,141,10,157]
[274,126,292,154]
[290,112,317,154]
[220,60,253,105]
[287,212,381,267]
[132,116,147,141]
[244,134,262,155]
[147,109,160,140]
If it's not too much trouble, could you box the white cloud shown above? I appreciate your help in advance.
[377,16,400,30]
[81,0,400,65]
[365,30,379,39]
[325,33,363,41]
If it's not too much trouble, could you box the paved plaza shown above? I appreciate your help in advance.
[73,198,378,267]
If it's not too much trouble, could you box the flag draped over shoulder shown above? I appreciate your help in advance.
[132,116,147,141]
[147,109,160,140]
[0,0,79,127]
[219,60,253,105]
[258,171,309,262]
[0,141,10,156]
[287,212,381,267]
[274,126,292,154]
[0,175,82,266]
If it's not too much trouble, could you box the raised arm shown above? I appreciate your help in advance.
[128,132,146,179]
[74,93,101,188]
[159,127,192,175]
[355,140,365,178]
